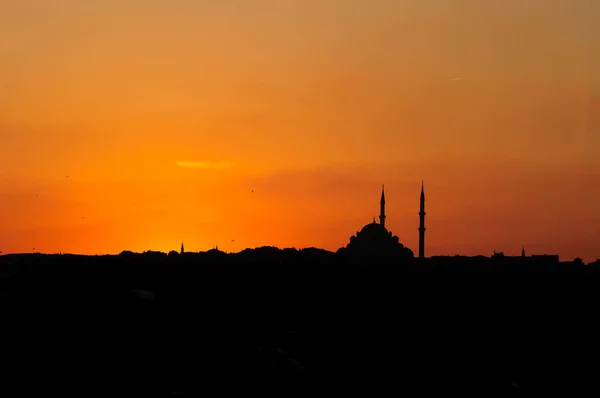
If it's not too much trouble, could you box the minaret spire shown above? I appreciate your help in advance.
[181,242,184,254]
[379,185,386,228]
[419,181,426,259]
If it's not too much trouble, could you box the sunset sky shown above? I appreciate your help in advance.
[1,0,599,261]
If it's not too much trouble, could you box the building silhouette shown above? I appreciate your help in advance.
[337,185,414,259]
[419,181,426,259]
[379,185,386,228]
[181,242,184,254]
[491,250,560,264]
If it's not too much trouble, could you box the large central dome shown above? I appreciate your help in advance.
[360,221,388,236]
[338,220,413,259]
[336,185,414,260]
[353,220,395,248]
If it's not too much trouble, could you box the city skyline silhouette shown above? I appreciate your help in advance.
[4,180,590,263]
[1,1,599,262]
[1,2,599,394]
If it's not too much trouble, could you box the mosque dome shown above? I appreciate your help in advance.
[336,185,414,261]
[360,221,388,234]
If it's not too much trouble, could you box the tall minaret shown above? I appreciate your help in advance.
[419,181,426,259]
[379,185,386,228]
[181,242,184,254]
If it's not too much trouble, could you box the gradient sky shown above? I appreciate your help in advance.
[1,0,599,261]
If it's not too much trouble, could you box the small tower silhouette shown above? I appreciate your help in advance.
[379,185,386,228]
[181,242,184,254]
[521,247,526,257]
[418,181,426,259]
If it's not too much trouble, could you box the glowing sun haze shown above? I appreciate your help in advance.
[1,0,599,261]
[176,161,233,169]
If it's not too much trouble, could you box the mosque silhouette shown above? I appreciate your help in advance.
[337,183,425,260]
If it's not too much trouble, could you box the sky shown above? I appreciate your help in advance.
[1,0,599,261]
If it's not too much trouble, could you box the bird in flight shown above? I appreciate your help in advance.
[231,240,235,242]
[250,189,254,193]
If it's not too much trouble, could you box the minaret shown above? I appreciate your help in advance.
[418,181,426,259]
[521,247,526,257]
[181,242,184,254]
[379,185,386,228]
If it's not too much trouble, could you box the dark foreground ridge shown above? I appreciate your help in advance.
[3,248,600,396]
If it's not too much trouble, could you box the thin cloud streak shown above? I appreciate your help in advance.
[176,161,233,169]
[450,77,465,81]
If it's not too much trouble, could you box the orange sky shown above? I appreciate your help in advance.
[1,0,599,261]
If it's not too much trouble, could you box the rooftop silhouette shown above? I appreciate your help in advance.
[3,1,598,394]
[1,183,598,395]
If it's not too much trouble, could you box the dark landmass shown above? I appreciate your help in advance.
[3,248,600,396]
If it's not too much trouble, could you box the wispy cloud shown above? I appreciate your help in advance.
[449,77,465,81]
[176,161,233,169]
